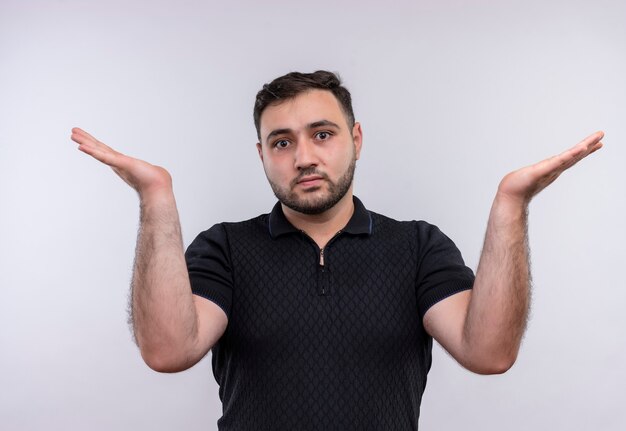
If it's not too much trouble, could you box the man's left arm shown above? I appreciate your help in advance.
[423,131,604,375]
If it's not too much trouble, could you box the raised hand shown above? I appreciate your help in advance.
[424,130,605,375]
[71,127,172,198]
[497,131,604,206]
[72,126,227,372]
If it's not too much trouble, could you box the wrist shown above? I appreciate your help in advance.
[494,188,529,211]
[139,186,177,210]
[489,192,529,228]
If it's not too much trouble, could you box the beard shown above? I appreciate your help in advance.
[267,152,357,215]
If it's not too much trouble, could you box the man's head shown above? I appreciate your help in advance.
[253,70,355,141]
[254,71,362,215]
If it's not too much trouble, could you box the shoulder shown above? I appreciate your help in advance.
[366,211,465,269]
[221,213,270,233]
[186,212,270,253]
[194,212,269,237]
[368,210,446,243]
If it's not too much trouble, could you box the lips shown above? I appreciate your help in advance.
[297,175,324,184]
[298,177,323,188]
[294,173,326,189]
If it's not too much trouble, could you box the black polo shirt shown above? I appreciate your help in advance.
[185,197,474,431]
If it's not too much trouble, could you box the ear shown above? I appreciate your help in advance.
[256,142,264,162]
[352,122,363,160]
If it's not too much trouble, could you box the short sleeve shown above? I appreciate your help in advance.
[415,221,475,319]
[185,223,233,318]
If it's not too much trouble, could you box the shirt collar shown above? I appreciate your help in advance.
[268,196,373,238]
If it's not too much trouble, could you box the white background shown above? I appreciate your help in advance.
[1,0,625,429]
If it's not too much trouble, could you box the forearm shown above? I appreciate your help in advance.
[130,190,199,370]
[463,192,531,372]
[422,132,602,375]
[70,128,231,371]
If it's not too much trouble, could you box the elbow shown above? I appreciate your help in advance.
[140,347,194,374]
[143,357,181,374]
[475,357,516,375]
[464,351,518,375]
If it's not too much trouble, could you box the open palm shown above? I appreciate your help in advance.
[497,131,604,205]
[71,128,172,196]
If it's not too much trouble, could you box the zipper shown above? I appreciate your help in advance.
[300,229,343,296]
[319,248,326,295]
[317,230,342,296]
[318,229,342,268]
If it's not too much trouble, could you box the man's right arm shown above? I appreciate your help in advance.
[71,128,227,373]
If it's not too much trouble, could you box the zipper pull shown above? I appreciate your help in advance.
[319,248,325,266]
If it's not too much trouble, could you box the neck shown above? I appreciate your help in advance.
[282,191,355,249]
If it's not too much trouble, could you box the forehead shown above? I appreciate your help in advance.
[259,90,346,137]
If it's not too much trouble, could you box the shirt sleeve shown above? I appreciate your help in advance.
[185,223,233,318]
[414,221,475,320]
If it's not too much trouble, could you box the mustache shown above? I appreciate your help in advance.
[291,168,330,188]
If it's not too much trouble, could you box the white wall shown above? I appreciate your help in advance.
[1,0,624,429]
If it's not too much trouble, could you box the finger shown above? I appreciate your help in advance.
[71,131,97,148]
[71,127,106,146]
[541,131,604,173]
[71,127,99,142]
[71,128,97,146]
[71,127,116,152]
[77,141,122,167]
[568,131,604,159]
[566,136,603,166]
[588,142,603,155]
[71,128,124,161]
[565,132,601,154]
[583,130,604,145]
[73,132,123,168]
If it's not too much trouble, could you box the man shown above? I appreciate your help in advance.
[71,70,603,430]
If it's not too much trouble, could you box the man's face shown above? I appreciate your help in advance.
[257,89,362,215]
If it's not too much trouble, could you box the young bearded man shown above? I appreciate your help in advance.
[71,70,603,430]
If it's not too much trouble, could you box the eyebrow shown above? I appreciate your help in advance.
[265,119,341,143]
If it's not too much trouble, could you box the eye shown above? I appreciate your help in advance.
[315,131,332,140]
[273,139,290,149]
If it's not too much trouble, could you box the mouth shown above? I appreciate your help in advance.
[295,174,325,188]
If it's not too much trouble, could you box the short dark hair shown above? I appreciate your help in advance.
[253,70,355,141]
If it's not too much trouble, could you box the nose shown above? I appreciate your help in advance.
[293,139,318,170]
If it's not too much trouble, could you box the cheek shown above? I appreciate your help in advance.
[263,158,292,181]
[330,147,355,170]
